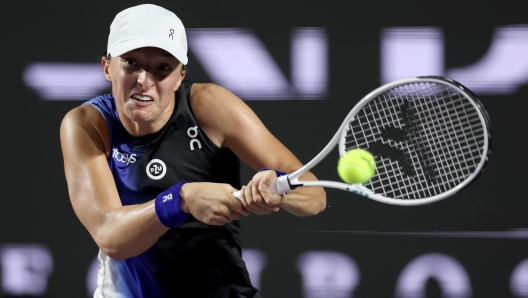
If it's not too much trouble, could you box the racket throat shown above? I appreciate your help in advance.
[270,175,297,194]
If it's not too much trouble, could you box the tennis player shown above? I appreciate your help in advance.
[60,4,325,297]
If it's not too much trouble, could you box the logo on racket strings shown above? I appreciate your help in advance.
[146,159,167,180]
[367,101,437,183]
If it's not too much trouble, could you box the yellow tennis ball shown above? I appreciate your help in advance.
[337,149,376,184]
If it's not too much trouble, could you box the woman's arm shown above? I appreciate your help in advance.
[61,105,248,260]
[61,105,168,260]
[191,83,327,216]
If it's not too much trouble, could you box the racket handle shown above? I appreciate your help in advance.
[232,176,291,199]
[232,190,242,199]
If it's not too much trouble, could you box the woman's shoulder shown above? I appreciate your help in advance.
[61,103,111,155]
[188,82,254,148]
[190,82,226,100]
[62,103,105,128]
[189,82,248,110]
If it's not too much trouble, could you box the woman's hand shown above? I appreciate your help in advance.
[180,182,250,225]
[238,170,286,215]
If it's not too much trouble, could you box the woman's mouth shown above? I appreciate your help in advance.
[131,94,153,102]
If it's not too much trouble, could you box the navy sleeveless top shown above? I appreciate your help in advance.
[85,81,260,298]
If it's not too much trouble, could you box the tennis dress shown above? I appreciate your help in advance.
[85,81,261,298]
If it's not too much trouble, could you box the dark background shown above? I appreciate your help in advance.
[1,0,528,297]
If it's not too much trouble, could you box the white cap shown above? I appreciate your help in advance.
[107,4,188,65]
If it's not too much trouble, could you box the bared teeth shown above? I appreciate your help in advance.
[132,95,152,101]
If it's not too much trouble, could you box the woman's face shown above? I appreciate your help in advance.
[103,47,186,133]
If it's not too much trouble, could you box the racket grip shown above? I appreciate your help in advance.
[270,175,291,194]
[232,176,291,199]
[232,190,242,199]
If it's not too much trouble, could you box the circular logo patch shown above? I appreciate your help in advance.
[146,159,167,180]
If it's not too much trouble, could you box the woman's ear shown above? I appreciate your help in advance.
[102,56,112,82]
[174,66,187,91]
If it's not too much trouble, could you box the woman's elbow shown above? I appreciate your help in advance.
[92,231,131,261]
[97,242,131,261]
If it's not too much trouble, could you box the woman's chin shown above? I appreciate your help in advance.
[128,110,155,123]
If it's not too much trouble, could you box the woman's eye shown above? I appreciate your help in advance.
[122,58,137,66]
[158,65,170,71]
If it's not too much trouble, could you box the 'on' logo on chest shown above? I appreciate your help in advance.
[188,126,202,150]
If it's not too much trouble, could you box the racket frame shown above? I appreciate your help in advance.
[272,76,491,206]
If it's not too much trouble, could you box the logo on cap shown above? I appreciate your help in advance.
[169,29,175,40]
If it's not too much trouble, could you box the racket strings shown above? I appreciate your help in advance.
[347,117,484,151]
[344,82,486,200]
[395,84,471,196]
[405,84,462,192]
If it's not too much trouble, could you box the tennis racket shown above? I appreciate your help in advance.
[233,76,491,206]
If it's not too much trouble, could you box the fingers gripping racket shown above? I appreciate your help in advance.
[234,76,491,206]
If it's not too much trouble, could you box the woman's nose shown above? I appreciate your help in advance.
[137,70,154,90]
